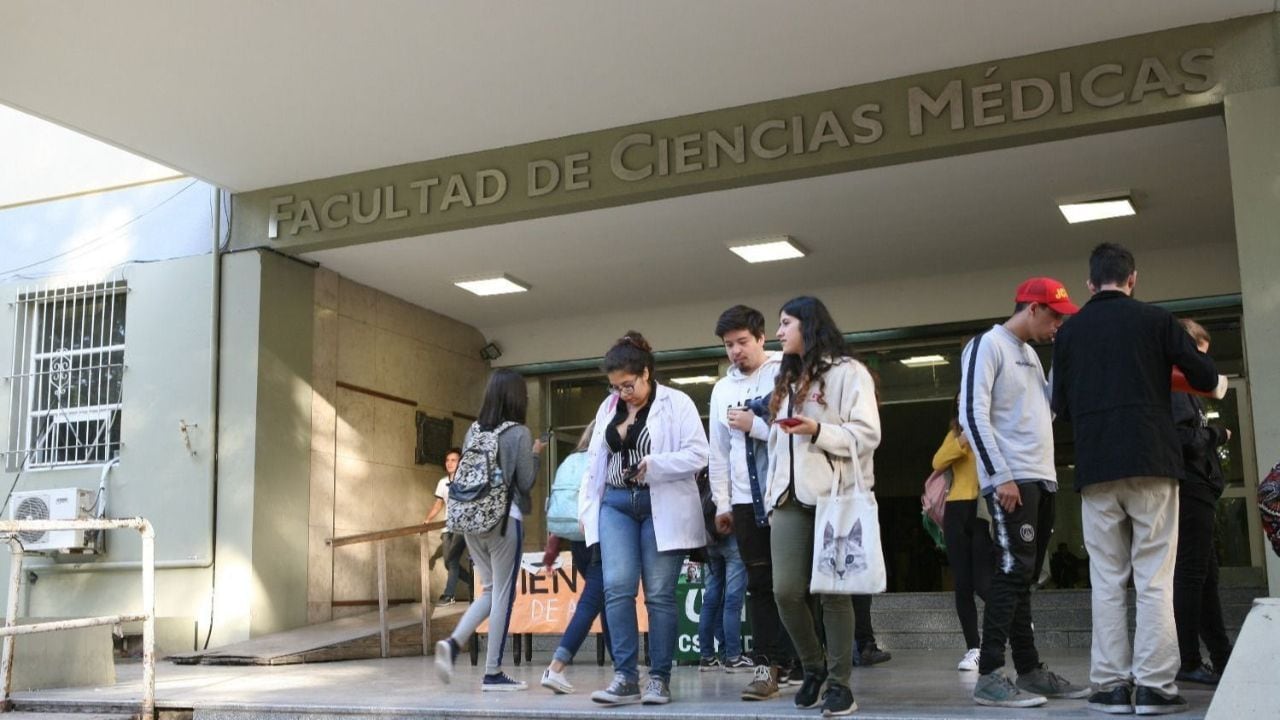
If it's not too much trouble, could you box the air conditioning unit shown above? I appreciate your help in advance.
[9,488,101,556]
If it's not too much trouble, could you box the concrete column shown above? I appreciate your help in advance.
[1224,86,1280,595]
[212,250,314,644]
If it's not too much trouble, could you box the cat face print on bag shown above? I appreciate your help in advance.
[818,519,867,579]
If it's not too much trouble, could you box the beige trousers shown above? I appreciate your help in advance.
[1081,476,1181,695]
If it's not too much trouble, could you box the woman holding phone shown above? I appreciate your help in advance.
[579,332,709,706]
[765,296,881,718]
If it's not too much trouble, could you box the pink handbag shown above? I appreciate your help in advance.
[921,467,952,526]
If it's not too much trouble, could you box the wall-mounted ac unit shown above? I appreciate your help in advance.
[9,488,100,555]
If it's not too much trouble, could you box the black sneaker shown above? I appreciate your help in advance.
[1133,686,1187,716]
[821,683,857,717]
[795,668,828,709]
[1088,684,1134,715]
[481,671,528,692]
[1017,664,1091,699]
[857,643,891,666]
[787,663,804,686]
[1175,663,1220,686]
[437,594,456,606]
[699,656,722,672]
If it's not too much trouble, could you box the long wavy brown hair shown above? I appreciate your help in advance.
[769,296,850,419]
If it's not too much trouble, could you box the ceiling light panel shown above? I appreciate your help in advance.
[728,236,807,263]
[899,354,948,368]
[1058,197,1136,224]
[670,375,719,385]
[454,275,530,296]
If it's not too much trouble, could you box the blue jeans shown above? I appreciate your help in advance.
[599,486,684,683]
[553,541,611,664]
[698,534,747,659]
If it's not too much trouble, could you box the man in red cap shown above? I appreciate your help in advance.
[960,276,1087,709]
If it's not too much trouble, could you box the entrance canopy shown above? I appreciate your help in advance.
[0,1,1269,364]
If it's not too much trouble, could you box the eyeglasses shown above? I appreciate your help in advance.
[609,378,641,395]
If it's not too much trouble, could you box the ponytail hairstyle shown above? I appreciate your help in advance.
[769,296,849,418]
[602,331,656,381]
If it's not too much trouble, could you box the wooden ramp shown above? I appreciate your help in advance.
[170,602,465,666]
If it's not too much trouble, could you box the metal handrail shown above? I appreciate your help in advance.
[327,521,443,658]
[0,518,155,719]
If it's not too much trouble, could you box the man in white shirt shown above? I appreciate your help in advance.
[707,305,795,701]
[425,448,469,604]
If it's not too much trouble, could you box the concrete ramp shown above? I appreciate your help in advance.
[170,603,464,666]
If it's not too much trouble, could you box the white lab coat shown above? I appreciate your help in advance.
[578,383,709,552]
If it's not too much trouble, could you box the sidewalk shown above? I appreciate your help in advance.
[13,649,1215,719]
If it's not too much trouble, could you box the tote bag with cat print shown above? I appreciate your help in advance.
[810,450,887,595]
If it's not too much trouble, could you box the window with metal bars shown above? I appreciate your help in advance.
[5,280,126,470]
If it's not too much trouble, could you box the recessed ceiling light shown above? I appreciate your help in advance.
[899,355,948,368]
[670,375,719,386]
[728,236,807,264]
[1058,196,1136,224]
[454,274,530,296]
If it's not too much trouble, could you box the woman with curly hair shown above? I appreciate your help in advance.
[579,332,709,706]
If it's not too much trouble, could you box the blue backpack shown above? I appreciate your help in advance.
[546,451,589,541]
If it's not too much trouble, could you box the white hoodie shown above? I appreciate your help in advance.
[709,352,781,516]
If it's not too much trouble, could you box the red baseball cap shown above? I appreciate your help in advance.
[1016,277,1079,315]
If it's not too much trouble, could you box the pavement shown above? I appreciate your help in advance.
[11,649,1219,719]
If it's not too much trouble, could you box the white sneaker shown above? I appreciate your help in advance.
[435,639,457,683]
[541,667,574,694]
[958,648,980,672]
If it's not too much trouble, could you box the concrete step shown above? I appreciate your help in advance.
[467,588,1265,657]
[869,587,1265,611]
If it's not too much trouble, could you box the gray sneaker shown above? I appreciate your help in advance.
[591,673,641,705]
[974,671,1048,708]
[641,677,671,705]
[1017,664,1091,699]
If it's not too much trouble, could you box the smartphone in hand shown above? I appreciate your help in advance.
[776,417,803,429]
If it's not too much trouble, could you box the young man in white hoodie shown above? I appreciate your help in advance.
[959,277,1089,709]
[708,305,795,701]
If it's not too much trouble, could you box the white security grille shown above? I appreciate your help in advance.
[5,279,126,470]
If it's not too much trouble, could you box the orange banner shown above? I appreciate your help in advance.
[478,551,647,634]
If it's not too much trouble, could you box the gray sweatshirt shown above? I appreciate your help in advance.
[958,324,1057,494]
[463,422,540,516]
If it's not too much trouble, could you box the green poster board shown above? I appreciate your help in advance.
[675,559,754,664]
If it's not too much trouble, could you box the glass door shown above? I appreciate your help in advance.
[1208,378,1264,582]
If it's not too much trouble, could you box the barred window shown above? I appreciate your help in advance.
[5,280,126,470]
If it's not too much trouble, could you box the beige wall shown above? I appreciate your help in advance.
[308,269,490,622]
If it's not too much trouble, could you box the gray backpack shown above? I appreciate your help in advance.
[446,421,517,535]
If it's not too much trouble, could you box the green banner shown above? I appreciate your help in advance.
[675,559,754,664]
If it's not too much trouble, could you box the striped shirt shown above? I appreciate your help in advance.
[606,395,653,488]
